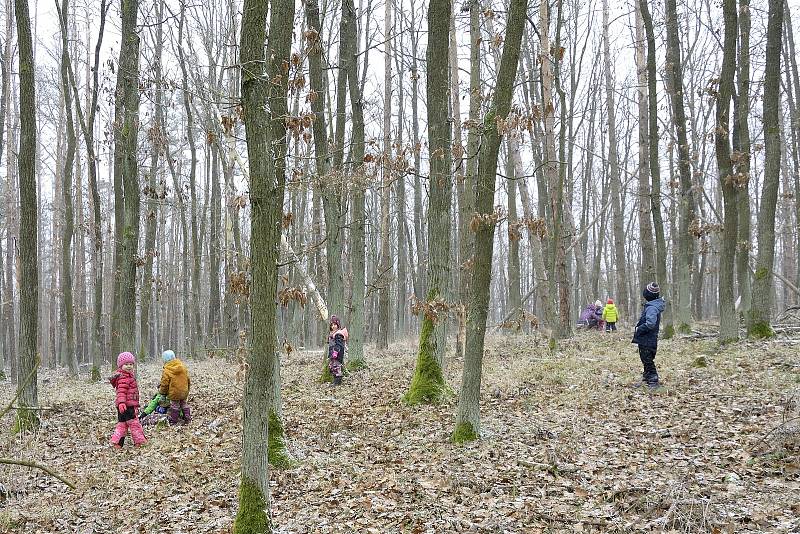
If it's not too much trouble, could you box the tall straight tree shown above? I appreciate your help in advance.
[112,0,141,356]
[234,0,294,529]
[664,0,695,332]
[639,0,670,335]
[405,0,451,405]
[602,0,628,319]
[634,1,656,287]
[343,0,367,370]
[305,0,345,326]
[14,0,38,431]
[715,0,739,343]
[733,0,752,319]
[453,0,527,442]
[748,0,784,337]
[377,0,393,349]
[57,0,77,375]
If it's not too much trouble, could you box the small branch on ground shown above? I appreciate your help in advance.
[0,457,77,489]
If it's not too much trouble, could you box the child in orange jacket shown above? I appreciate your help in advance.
[159,350,192,425]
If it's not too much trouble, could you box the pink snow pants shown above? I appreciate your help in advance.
[110,418,147,446]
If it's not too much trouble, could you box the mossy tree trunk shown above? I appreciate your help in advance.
[15,0,39,431]
[454,0,526,442]
[235,0,293,529]
[715,0,739,344]
[747,0,784,337]
[640,0,672,336]
[406,0,451,405]
[664,0,696,334]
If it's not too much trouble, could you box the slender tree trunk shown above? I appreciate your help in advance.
[664,0,695,332]
[454,0,527,442]
[640,0,671,335]
[344,0,366,369]
[748,0,784,337]
[634,1,656,290]
[733,0,752,320]
[716,0,739,343]
[507,153,522,317]
[377,0,393,349]
[405,0,451,405]
[14,0,39,431]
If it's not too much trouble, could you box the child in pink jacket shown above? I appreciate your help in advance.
[109,352,147,448]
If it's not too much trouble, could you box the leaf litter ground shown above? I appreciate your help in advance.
[1,332,799,533]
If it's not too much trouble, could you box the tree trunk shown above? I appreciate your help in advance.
[454,0,527,442]
[507,155,522,317]
[344,0,367,369]
[14,0,39,431]
[733,0,752,320]
[235,0,294,528]
[748,0,784,337]
[664,0,695,333]
[377,0,392,349]
[634,1,656,290]
[715,0,739,343]
[405,0,451,405]
[640,0,671,335]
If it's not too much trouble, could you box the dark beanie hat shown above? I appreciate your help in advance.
[643,282,660,301]
[330,315,341,328]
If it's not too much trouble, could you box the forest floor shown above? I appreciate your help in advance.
[1,330,800,533]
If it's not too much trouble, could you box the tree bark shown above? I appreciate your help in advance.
[377,0,392,349]
[14,0,39,431]
[235,0,294,528]
[640,0,671,335]
[405,0,451,405]
[454,0,527,442]
[715,0,739,343]
[748,0,784,337]
[664,0,696,333]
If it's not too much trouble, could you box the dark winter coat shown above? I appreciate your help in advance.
[632,298,666,348]
[110,369,141,409]
[328,328,349,363]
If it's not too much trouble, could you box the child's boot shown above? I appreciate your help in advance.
[110,422,127,448]
[129,418,148,446]
[333,375,342,386]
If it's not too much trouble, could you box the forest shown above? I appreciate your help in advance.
[1,0,800,531]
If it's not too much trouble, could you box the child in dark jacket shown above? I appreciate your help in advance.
[109,352,147,448]
[328,315,349,386]
[632,283,666,388]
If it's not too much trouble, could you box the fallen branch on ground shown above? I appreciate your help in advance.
[0,457,76,489]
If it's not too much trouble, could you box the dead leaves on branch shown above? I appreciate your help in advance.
[409,295,454,324]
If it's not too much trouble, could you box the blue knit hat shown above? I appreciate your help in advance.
[162,349,176,362]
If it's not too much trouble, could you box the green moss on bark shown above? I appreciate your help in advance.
[346,357,368,373]
[234,476,271,534]
[319,356,333,383]
[747,320,774,339]
[12,407,39,434]
[89,365,101,383]
[404,316,447,405]
[662,324,675,339]
[677,323,692,335]
[451,421,478,443]
[268,410,295,469]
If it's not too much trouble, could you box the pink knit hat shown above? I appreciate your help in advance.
[117,352,135,368]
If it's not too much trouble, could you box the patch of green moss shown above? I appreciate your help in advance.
[754,267,769,280]
[345,357,368,373]
[548,337,557,352]
[451,421,478,443]
[268,410,296,469]
[747,320,775,340]
[662,324,675,339]
[12,407,40,434]
[677,323,692,335]
[0,370,6,380]
[89,365,101,383]
[692,355,708,368]
[404,316,447,405]
[319,356,333,383]
[234,476,271,534]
